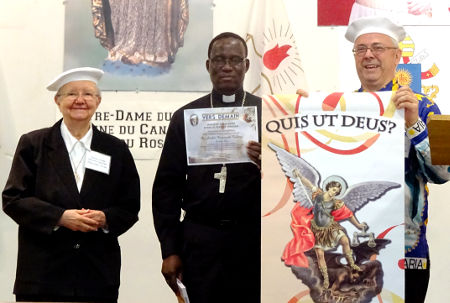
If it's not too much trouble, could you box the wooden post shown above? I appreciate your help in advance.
[427,115,450,165]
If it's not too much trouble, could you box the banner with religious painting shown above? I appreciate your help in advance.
[261,92,405,303]
[63,0,212,91]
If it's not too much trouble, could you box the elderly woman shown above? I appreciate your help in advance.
[2,67,140,303]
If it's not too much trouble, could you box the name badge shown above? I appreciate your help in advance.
[85,150,111,175]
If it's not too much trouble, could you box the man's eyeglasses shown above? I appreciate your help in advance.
[210,56,246,67]
[57,91,99,101]
[352,45,398,57]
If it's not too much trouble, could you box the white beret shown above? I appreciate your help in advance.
[46,67,104,91]
[345,16,406,43]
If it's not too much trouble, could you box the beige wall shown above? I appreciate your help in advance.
[0,0,448,302]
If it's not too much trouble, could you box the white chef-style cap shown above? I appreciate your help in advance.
[46,67,104,91]
[345,16,406,43]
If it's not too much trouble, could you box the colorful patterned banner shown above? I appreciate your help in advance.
[261,92,405,303]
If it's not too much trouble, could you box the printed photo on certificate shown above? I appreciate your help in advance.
[184,106,258,165]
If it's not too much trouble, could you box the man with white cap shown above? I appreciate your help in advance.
[2,67,140,302]
[298,16,450,302]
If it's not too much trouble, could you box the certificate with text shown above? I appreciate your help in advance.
[184,106,258,165]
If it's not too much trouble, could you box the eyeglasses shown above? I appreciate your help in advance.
[210,56,246,67]
[352,45,398,57]
[57,91,99,101]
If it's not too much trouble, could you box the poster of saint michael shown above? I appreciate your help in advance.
[261,92,405,303]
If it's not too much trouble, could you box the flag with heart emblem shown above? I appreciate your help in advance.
[244,0,308,96]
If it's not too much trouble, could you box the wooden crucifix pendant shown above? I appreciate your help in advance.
[214,164,227,193]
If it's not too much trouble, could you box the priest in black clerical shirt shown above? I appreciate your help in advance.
[152,32,261,303]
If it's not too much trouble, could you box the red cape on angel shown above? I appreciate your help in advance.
[282,202,353,267]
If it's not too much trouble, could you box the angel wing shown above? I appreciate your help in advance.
[341,181,401,213]
[268,143,321,208]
